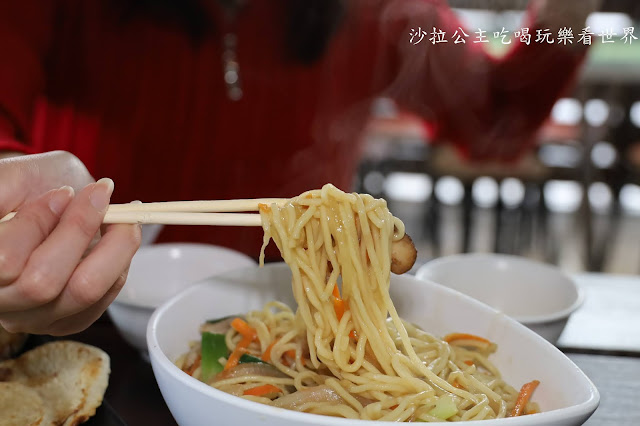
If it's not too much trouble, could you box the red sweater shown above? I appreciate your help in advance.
[0,0,585,257]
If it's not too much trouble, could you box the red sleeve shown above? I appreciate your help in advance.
[0,1,55,154]
[377,0,587,162]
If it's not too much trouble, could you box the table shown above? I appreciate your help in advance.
[65,272,640,425]
[558,274,640,353]
[567,354,640,426]
[557,274,640,426]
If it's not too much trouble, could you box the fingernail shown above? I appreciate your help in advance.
[49,186,75,216]
[90,178,115,211]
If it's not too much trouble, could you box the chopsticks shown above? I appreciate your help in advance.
[0,198,288,226]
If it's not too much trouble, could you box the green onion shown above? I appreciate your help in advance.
[200,332,228,381]
[428,395,457,420]
[239,353,267,364]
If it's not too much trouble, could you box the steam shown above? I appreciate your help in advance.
[370,0,582,162]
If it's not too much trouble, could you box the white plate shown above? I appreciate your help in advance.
[115,243,256,308]
[147,263,599,426]
[108,243,256,357]
[415,254,583,344]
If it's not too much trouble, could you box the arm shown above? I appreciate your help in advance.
[0,1,55,154]
[482,0,599,160]
[378,0,598,162]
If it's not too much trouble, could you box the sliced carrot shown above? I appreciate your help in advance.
[226,318,258,370]
[231,318,257,340]
[281,349,296,367]
[334,299,346,321]
[452,380,464,389]
[332,284,341,299]
[262,340,307,366]
[281,349,308,367]
[511,380,540,417]
[390,404,399,409]
[284,349,297,359]
[183,354,201,376]
[262,339,278,362]
[224,334,253,371]
[243,384,282,397]
[463,360,474,366]
[332,284,358,339]
[332,284,350,321]
[444,333,491,345]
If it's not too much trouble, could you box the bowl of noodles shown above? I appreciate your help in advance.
[147,185,598,425]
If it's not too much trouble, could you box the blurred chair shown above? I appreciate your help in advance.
[425,145,551,257]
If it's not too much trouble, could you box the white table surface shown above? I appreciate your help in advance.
[557,273,640,353]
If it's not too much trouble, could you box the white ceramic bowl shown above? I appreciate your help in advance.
[415,254,584,344]
[107,243,255,358]
[147,263,599,426]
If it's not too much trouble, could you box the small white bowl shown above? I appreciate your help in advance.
[415,254,584,344]
[147,263,599,426]
[107,243,255,358]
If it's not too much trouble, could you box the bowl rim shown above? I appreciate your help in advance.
[415,253,585,324]
[115,242,256,309]
[147,263,599,426]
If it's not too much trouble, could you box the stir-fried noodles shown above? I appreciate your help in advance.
[176,184,539,421]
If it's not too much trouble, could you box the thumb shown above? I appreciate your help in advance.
[0,151,93,216]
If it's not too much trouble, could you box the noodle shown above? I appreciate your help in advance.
[178,184,540,421]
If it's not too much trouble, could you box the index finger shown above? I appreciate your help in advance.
[0,179,113,312]
[0,187,75,286]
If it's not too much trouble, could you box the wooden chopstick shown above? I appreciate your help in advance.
[105,211,263,226]
[107,198,288,213]
[0,198,288,226]
[0,210,263,226]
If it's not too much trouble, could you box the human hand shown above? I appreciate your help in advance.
[0,151,141,335]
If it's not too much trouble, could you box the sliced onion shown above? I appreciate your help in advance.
[354,394,374,407]
[221,384,248,397]
[272,385,344,410]
[199,317,235,335]
[214,362,288,382]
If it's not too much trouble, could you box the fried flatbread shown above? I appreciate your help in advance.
[0,382,44,426]
[0,325,28,360]
[0,341,110,426]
